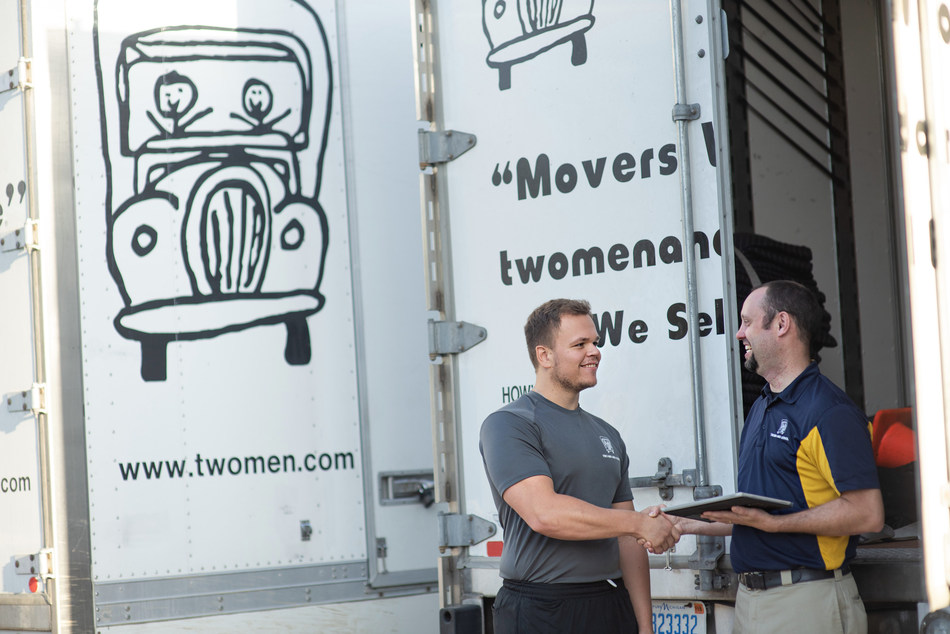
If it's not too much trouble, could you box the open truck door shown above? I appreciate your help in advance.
[413,1,743,629]
[892,0,950,618]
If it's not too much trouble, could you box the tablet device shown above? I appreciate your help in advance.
[662,492,792,521]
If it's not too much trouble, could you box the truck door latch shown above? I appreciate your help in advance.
[628,457,697,501]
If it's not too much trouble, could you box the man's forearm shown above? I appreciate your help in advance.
[524,493,664,540]
[503,476,677,551]
[619,536,654,633]
[663,514,733,537]
[765,489,884,535]
[698,488,884,536]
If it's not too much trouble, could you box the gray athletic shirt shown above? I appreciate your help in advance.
[479,390,633,583]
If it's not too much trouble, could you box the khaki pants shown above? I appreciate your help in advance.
[734,572,867,634]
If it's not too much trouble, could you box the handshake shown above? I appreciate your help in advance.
[631,506,684,554]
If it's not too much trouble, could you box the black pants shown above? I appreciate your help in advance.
[493,578,639,634]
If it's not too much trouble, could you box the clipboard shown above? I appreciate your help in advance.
[662,492,792,521]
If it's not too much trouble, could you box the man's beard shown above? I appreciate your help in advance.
[553,367,596,393]
[744,353,759,373]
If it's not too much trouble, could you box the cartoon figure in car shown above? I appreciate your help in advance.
[98,21,333,381]
[149,71,211,136]
[231,79,292,132]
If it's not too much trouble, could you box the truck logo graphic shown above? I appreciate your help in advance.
[94,14,333,381]
[482,0,595,90]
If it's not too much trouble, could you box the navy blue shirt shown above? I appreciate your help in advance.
[731,363,879,572]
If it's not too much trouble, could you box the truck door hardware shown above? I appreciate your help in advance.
[14,550,53,580]
[379,470,436,507]
[5,384,46,415]
[300,520,312,542]
[427,320,487,357]
[0,57,32,95]
[0,219,39,253]
[671,102,701,122]
[418,129,477,168]
[628,457,697,501]
[437,513,496,552]
[690,534,726,571]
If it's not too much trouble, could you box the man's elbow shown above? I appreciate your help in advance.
[855,491,886,534]
[522,509,563,537]
[864,504,885,534]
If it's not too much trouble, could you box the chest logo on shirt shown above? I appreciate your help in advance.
[770,419,790,442]
[600,436,620,461]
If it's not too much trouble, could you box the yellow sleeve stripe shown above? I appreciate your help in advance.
[797,427,847,569]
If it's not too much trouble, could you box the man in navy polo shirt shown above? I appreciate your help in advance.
[667,280,883,633]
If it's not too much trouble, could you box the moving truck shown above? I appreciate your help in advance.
[415,1,950,633]
[2,0,950,632]
[1,1,441,631]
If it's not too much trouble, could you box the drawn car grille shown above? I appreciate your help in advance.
[522,0,563,31]
[199,179,270,294]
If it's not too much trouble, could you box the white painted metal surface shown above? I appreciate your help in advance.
[428,0,739,598]
[65,0,364,583]
[97,592,440,634]
[906,0,950,611]
[0,0,45,598]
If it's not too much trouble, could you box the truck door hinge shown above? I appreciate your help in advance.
[438,512,497,552]
[1,219,39,253]
[6,384,47,416]
[418,129,477,168]
[0,58,33,95]
[428,320,487,358]
[629,457,698,501]
[15,549,53,580]
[672,103,701,121]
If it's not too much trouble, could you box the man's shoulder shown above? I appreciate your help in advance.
[798,371,868,429]
[482,393,539,431]
[806,371,862,410]
[578,407,620,435]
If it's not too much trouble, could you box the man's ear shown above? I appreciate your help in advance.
[775,311,792,337]
[536,345,554,369]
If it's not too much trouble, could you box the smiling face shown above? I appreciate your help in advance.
[546,313,601,393]
[243,79,273,121]
[155,72,197,120]
[736,286,776,376]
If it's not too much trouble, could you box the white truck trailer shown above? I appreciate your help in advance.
[2,0,950,632]
[416,1,950,634]
[1,0,441,632]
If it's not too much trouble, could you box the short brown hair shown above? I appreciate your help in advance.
[524,299,593,369]
[758,280,822,355]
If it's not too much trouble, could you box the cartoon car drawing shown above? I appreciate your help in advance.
[482,0,595,90]
[107,26,331,381]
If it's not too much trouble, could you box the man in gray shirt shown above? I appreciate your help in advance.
[480,298,678,634]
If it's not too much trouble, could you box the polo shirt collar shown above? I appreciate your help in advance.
[761,362,819,405]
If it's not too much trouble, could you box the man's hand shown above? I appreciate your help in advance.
[645,506,735,537]
[702,505,776,530]
[700,489,884,536]
[635,510,679,554]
